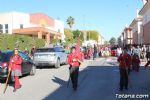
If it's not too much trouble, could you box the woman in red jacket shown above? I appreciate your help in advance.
[9,49,23,92]
[68,47,82,91]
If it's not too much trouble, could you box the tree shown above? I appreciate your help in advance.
[104,41,109,45]
[109,37,117,45]
[72,30,84,43]
[73,30,80,39]
[87,30,99,42]
[66,16,75,29]
[64,28,74,43]
[117,36,122,46]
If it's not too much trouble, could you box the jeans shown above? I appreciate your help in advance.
[93,52,97,60]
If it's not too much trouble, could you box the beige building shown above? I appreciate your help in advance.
[98,34,104,45]
[139,0,150,44]
[121,0,149,45]
[122,27,133,45]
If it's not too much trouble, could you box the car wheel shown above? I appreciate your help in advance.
[30,65,36,76]
[55,59,60,68]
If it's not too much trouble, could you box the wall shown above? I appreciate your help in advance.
[142,5,150,44]
[0,12,30,34]
[30,13,54,27]
[143,21,150,44]
[0,12,13,33]
[12,12,30,29]
[132,31,138,44]
[54,19,65,41]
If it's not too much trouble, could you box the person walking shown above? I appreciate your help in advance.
[67,47,82,91]
[117,47,122,57]
[146,45,150,62]
[142,45,146,61]
[132,54,141,72]
[31,45,36,57]
[117,49,131,91]
[9,48,23,92]
[93,44,97,60]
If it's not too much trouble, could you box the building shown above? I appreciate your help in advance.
[121,25,133,45]
[120,0,149,45]
[139,0,150,44]
[130,10,143,45]
[98,34,104,45]
[0,12,65,44]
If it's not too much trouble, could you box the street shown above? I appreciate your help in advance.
[0,57,150,100]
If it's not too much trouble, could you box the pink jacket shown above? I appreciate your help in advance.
[9,55,22,71]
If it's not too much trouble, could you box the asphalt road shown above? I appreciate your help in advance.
[0,57,150,100]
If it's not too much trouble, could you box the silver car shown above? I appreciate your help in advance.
[33,47,68,68]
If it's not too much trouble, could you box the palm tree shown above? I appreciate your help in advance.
[66,16,75,29]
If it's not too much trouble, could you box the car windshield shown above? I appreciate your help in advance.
[36,48,55,52]
[0,53,12,62]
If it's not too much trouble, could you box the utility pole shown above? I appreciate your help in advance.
[83,15,87,42]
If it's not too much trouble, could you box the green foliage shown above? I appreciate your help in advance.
[72,30,84,43]
[87,30,99,42]
[66,16,75,29]
[0,34,45,50]
[109,37,117,45]
[80,31,84,42]
[64,29,74,43]
[104,41,109,45]
[73,30,80,39]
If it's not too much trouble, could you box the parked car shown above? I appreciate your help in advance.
[33,47,68,68]
[0,51,36,80]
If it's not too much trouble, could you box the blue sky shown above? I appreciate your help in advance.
[0,0,143,40]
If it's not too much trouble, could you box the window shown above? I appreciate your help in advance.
[5,24,8,33]
[0,24,3,33]
[19,52,31,61]
[54,47,63,52]
[20,24,23,29]
[36,48,55,52]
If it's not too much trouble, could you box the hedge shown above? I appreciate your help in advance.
[0,34,45,51]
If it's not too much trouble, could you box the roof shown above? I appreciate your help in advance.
[139,1,150,15]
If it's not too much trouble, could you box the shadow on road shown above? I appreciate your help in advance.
[43,63,150,100]
[43,65,120,100]
[52,76,67,86]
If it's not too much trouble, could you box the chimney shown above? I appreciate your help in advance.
[143,0,148,5]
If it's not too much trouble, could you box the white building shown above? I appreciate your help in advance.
[0,11,65,44]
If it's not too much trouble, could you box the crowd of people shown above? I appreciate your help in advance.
[3,43,150,93]
[117,45,150,91]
